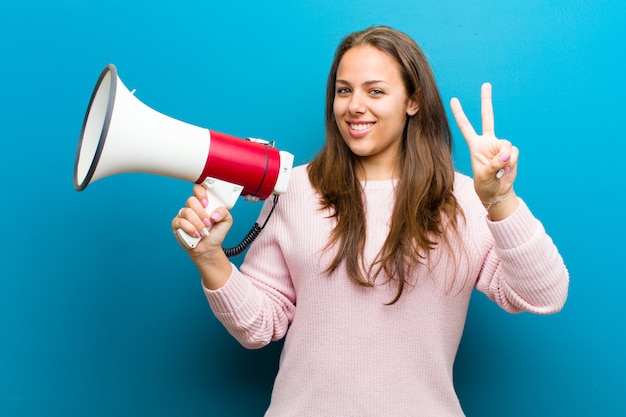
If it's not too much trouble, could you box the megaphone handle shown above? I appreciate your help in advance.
[176,178,244,249]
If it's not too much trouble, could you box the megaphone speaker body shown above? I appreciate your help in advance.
[74,64,294,249]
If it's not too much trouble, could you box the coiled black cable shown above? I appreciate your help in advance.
[222,195,280,257]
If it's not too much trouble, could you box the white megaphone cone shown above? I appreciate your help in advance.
[74,64,294,252]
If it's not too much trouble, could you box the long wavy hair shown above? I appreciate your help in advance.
[307,26,463,304]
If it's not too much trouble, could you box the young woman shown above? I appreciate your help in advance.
[173,26,569,417]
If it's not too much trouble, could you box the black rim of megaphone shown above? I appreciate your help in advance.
[73,64,117,191]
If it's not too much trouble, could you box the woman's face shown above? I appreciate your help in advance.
[333,45,419,178]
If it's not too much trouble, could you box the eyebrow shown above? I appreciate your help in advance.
[335,79,390,86]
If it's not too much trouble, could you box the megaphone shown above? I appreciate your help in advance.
[74,64,294,252]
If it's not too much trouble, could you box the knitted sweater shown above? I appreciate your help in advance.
[204,165,569,417]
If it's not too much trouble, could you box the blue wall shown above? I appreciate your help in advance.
[1,1,624,415]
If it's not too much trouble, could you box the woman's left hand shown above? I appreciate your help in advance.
[450,82,520,219]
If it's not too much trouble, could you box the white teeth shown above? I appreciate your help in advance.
[350,123,374,131]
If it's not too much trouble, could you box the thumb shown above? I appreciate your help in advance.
[204,207,233,246]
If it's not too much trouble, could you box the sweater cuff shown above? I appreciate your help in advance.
[203,266,254,315]
[486,199,543,250]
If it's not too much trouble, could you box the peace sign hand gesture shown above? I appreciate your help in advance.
[450,83,520,220]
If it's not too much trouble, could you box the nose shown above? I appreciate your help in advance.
[348,91,366,114]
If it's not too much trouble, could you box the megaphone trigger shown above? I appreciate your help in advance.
[176,177,244,249]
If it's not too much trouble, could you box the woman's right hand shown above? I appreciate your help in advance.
[172,184,234,288]
[173,183,234,252]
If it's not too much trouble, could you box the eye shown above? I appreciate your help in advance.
[369,89,384,96]
[336,87,351,95]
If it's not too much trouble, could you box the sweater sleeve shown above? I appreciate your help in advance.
[475,199,569,314]
[202,200,297,349]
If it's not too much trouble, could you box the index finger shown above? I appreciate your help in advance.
[193,183,208,206]
[450,97,477,141]
[481,82,494,136]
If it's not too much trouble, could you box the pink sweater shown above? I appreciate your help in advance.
[204,165,569,417]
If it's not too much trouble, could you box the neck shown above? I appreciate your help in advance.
[356,157,400,181]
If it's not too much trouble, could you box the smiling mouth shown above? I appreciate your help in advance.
[349,122,375,131]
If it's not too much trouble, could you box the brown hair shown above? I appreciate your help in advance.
[307,26,462,304]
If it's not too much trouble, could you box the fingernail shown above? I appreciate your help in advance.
[500,153,511,163]
[496,169,505,179]
[202,198,208,208]
[201,228,210,237]
[203,218,211,227]
[505,166,511,175]
[210,212,221,222]
[193,231,201,238]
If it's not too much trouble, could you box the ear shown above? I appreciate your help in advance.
[406,96,419,116]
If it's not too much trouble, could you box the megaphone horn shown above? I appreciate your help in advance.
[74,64,294,252]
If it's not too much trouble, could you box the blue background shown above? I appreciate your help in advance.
[1,0,624,416]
